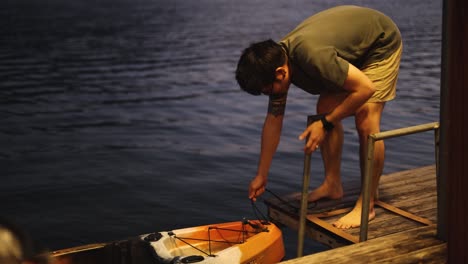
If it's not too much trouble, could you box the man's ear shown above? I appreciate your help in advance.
[275,67,287,81]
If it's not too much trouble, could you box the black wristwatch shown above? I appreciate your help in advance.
[320,115,334,132]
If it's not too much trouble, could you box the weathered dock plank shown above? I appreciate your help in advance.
[279,225,446,263]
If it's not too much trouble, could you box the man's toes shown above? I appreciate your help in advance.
[333,219,359,229]
[332,221,344,229]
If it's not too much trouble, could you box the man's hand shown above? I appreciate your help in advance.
[249,175,267,201]
[299,121,326,154]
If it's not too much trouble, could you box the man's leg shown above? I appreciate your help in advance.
[307,93,347,202]
[333,102,385,229]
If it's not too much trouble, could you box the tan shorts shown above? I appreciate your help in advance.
[361,43,403,103]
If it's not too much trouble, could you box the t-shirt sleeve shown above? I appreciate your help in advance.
[294,44,349,92]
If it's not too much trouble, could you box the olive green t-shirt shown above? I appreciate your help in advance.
[280,5,402,94]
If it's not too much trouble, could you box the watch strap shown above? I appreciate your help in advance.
[320,115,334,132]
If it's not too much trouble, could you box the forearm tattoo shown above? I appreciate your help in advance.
[268,93,287,117]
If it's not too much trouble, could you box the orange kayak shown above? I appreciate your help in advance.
[144,220,285,264]
[51,219,284,264]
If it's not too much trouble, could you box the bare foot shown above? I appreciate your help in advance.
[333,206,375,229]
[307,182,343,202]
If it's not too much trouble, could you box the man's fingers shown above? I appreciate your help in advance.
[256,187,265,197]
[303,136,321,154]
[249,187,265,201]
[298,133,306,140]
[249,188,256,199]
[298,128,311,140]
[306,137,316,150]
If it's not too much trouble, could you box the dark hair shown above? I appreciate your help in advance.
[235,39,286,95]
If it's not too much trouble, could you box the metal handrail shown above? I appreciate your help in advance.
[296,120,440,257]
[297,115,320,257]
[359,122,440,241]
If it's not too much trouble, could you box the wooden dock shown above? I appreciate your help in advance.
[280,225,446,263]
[264,165,447,262]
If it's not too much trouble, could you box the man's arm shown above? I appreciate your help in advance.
[326,63,375,123]
[299,63,375,153]
[249,94,287,201]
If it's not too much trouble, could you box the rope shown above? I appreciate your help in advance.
[167,223,269,258]
[265,188,317,213]
[250,200,270,225]
[164,189,315,259]
[170,233,214,257]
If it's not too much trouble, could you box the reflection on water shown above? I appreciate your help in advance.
[0,0,441,259]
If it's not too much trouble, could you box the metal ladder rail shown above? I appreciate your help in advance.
[296,120,440,257]
[359,121,440,242]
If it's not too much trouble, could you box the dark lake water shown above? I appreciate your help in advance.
[1,0,442,260]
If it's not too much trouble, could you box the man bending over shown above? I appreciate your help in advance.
[235,5,402,228]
